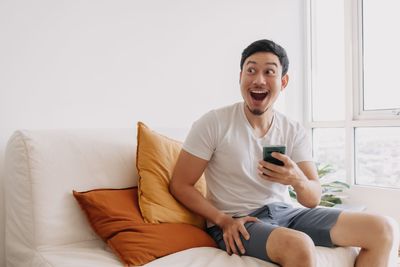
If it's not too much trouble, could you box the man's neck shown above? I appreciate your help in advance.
[243,106,274,138]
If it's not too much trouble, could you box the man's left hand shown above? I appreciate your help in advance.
[257,152,307,188]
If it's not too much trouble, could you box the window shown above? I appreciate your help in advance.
[310,0,345,122]
[362,0,400,113]
[308,0,400,188]
[312,128,346,182]
[355,127,400,187]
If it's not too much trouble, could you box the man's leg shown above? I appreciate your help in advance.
[207,218,317,266]
[266,227,317,267]
[330,211,396,267]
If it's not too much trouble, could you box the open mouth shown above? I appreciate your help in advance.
[250,91,268,101]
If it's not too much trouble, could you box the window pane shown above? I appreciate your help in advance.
[312,128,346,183]
[355,127,400,188]
[311,0,345,121]
[363,0,400,111]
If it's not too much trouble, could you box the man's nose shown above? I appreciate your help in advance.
[253,73,266,85]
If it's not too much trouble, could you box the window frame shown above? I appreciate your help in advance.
[305,0,400,188]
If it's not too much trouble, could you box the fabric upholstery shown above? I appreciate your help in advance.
[136,122,207,229]
[73,187,216,266]
[4,128,370,267]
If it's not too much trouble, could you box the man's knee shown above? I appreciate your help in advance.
[267,228,316,266]
[372,216,396,249]
[358,214,396,251]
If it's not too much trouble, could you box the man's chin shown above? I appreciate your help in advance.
[250,109,265,116]
[246,105,268,116]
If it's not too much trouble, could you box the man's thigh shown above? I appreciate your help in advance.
[206,203,343,262]
[330,211,392,247]
[281,205,342,247]
[207,221,278,262]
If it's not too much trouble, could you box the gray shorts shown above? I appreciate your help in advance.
[206,202,342,263]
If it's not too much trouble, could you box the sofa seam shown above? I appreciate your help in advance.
[18,130,39,250]
[34,251,54,267]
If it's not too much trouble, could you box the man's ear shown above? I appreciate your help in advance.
[239,71,242,84]
[281,74,289,91]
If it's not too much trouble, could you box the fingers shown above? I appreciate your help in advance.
[223,231,242,255]
[258,164,279,180]
[245,216,260,223]
[259,161,283,174]
[238,216,258,240]
[272,152,292,165]
[222,216,259,255]
[258,153,294,179]
[260,153,292,169]
[222,233,232,255]
[238,223,250,242]
[233,231,245,254]
[258,164,290,185]
[258,166,272,177]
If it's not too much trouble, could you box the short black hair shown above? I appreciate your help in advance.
[240,39,289,76]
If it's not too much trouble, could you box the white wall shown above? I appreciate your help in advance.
[0,0,306,266]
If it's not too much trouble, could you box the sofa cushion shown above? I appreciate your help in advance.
[32,242,359,267]
[5,129,138,251]
[73,187,216,266]
[136,122,207,229]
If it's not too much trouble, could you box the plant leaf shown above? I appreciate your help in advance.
[319,200,336,207]
[328,181,350,188]
[321,194,343,204]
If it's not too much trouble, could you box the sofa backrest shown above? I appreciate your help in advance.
[5,129,138,248]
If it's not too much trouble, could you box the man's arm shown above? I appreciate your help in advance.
[170,149,258,255]
[291,161,321,207]
[169,149,223,225]
[258,152,322,208]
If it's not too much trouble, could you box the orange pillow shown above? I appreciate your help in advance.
[136,122,207,229]
[109,223,216,266]
[73,187,216,266]
[73,187,143,240]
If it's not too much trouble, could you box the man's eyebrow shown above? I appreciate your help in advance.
[246,61,278,67]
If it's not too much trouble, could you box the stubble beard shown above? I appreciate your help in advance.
[246,104,269,116]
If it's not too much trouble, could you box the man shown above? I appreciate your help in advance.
[170,39,394,267]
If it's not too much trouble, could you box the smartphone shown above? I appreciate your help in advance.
[263,145,286,166]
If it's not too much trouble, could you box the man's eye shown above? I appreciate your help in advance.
[266,69,276,75]
[247,68,256,74]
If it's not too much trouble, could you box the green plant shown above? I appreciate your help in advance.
[289,163,350,207]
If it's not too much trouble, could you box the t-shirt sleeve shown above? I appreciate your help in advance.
[291,125,313,163]
[183,110,218,161]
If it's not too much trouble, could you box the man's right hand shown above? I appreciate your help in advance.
[216,213,259,255]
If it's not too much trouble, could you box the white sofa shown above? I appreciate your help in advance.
[3,129,397,267]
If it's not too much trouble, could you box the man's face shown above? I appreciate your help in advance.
[240,52,288,116]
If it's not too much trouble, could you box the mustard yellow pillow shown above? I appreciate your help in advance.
[136,122,206,229]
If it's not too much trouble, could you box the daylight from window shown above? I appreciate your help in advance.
[312,128,345,183]
[355,127,400,188]
[310,0,400,188]
[311,0,345,121]
[363,0,400,111]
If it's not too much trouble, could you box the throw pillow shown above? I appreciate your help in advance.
[109,223,217,266]
[136,122,207,228]
[73,187,143,241]
[73,187,216,266]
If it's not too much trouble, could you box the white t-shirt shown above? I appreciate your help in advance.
[183,102,313,218]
